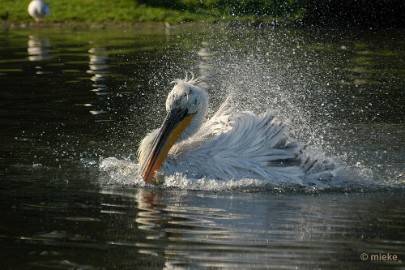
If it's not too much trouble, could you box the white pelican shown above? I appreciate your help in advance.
[138,76,334,184]
[28,0,50,23]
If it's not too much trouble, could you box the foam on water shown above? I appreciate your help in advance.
[98,156,377,192]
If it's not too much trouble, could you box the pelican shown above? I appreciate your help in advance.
[28,0,50,23]
[138,76,334,185]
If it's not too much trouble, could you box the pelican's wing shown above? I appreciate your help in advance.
[168,100,305,183]
[199,98,235,135]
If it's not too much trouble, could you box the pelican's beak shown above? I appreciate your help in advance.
[140,107,195,183]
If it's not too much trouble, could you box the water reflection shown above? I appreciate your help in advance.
[27,34,51,76]
[87,46,109,95]
[87,46,110,115]
[27,35,51,62]
[135,189,238,269]
[133,189,405,269]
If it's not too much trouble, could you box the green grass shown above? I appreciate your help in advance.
[0,0,295,25]
[1,0,404,26]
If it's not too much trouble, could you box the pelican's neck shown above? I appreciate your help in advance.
[173,83,209,143]
[177,108,206,142]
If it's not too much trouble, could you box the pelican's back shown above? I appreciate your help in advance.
[166,100,310,183]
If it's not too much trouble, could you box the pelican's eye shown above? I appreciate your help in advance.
[193,99,198,106]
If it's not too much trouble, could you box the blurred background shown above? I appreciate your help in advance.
[1,0,405,26]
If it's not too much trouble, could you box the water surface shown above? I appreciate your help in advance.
[0,24,404,269]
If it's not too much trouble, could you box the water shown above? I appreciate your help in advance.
[0,24,404,269]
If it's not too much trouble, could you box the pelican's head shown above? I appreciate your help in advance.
[138,78,208,183]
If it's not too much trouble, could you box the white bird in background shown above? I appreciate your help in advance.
[28,0,50,23]
[138,76,334,185]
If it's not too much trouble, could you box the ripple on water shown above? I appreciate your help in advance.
[127,188,405,269]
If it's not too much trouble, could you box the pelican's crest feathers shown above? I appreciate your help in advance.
[171,72,201,86]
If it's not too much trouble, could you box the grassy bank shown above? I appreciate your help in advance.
[1,0,405,27]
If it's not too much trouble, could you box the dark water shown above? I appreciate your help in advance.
[0,24,404,269]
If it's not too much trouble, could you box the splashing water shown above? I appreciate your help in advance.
[97,26,403,192]
[98,155,372,192]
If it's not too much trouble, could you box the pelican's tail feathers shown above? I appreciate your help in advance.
[258,111,338,181]
[256,111,302,166]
